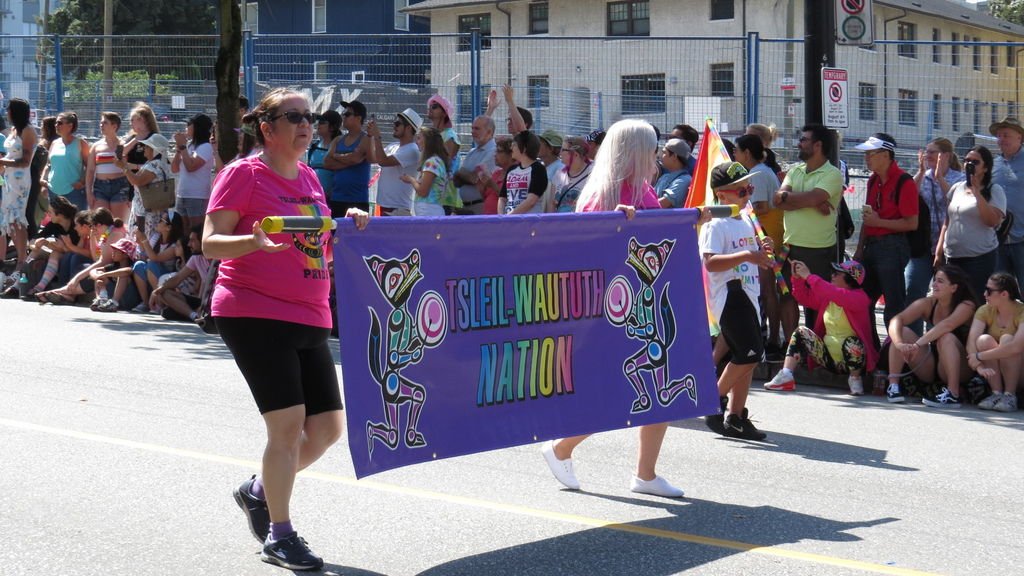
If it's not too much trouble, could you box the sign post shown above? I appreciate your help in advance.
[822,67,849,129]
[835,0,874,46]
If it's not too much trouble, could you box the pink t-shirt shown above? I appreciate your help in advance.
[207,156,334,328]
[578,181,660,213]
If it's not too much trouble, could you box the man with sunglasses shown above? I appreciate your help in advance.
[324,100,372,217]
[367,108,422,216]
[854,133,919,345]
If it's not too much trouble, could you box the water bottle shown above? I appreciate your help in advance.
[17,273,29,299]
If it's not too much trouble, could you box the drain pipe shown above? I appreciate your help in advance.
[882,9,907,134]
[496,1,512,86]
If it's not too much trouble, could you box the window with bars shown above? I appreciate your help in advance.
[932,28,941,63]
[973,37,981,71]
[607,1,649,36]
[621,73,665,114]
[1009,45,1017,68]
[859,83,877,121]
[898,89,918,126]
[952,97,961,133]
[458,14,492,51]
[710,63,734,97]
[527,76,550,108]
[951,33,960,66]
[529,2,549,34]
[991,45,999,73]
[313,0,326,33]
[932,94,941,130]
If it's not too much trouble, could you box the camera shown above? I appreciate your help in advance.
[965,161,976,177]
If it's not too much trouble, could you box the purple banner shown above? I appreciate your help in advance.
[334,210,718,478]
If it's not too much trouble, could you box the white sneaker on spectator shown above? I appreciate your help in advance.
[977,393,1002,411]
[541,440,580,490]
[630,475,684,498]
[848,376,864,396]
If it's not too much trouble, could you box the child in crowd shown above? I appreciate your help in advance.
[700,162,773,440]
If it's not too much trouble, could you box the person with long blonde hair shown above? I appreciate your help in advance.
[204,87,368,570]
[542,119,684,498]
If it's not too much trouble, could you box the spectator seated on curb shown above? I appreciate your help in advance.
[964,272,1024,412]
[35,207,126,305]
[150,226,211,323]
[90,237,141,313]
[131,209,185,313]
[8,196,80,299]
[764,259,877,395]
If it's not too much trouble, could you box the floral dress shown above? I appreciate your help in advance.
[1,131,30,234]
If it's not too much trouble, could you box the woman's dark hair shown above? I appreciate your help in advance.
[319,110,342,141]
[74,210,92,227]
[735,133,766,163]
[245,88,308,147]
[7,98,30,133]
[513,130,541,160]
[989,271,1022,301]
[188,113,213,146]
[50,195,78,221]
[935,264,978,307]
[100,111,122,129]
[163,210,185,246]
[57,111,79,133]
[91,206,114,227]
[969,145,994,199]
[41,116,58,143]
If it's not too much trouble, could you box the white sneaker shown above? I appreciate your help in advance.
[541,440,580,490]
[630,475,684,498]
[848,376,864,396]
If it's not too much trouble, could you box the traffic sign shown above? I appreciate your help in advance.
[822,67,848,129]
[835,0,874,46]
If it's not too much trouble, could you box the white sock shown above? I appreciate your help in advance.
[779,367,793,378]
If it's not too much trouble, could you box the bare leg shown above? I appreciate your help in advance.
[260,405,306,523]
[935,332,968,397]
[977,334,1002,392]
[553,434,591,460]
[296,410,344,470]
[780,294,799,342]
[998,334,1021,395]
[636,423,667,481]
[720,362,756,414]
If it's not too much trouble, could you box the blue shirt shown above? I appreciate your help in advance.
[919,167,965,252]
[331,132,370,204]
[655,168,692,208]
[993,149,1024,243]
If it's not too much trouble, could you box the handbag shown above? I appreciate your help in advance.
[138,163,175,211]
[195,260,220,335]
[997,211,1015,245]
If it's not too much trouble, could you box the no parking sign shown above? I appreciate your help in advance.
[836,0,874,46]
[822,67,848,129]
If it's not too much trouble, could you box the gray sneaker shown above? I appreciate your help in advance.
[978,393,1003,411]
[994,393,1018,413]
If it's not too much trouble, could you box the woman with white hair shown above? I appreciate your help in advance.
[541,119,684,498]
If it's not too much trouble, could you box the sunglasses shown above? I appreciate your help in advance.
[393,120,407,127]
[270,111,315,124]
[56,120,67,125]
[984,286,1002,295]
[965,160,979,166]
[429,103,442,110]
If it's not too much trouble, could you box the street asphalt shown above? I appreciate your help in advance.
[1,298,1022,576]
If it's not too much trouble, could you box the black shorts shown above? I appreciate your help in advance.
[216,316,342,415]
[719,281,764,365]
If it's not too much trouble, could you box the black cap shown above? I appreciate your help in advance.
[710,162,756,190]
[339,100,367,120]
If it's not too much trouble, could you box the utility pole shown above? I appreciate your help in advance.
[102,0,113,104]
[805,1,838,164]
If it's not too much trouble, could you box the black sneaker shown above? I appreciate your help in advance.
[261,532,324,571]
[921,387,963,409]
[705,413,726,434]
[723,413,768,441]
[886,381,905,404]
[233,475,270,543]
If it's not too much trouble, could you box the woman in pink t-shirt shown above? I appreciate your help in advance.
[203,89,367,571]
[540,119,683,499]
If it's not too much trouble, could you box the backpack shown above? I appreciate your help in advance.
[837,196,855,240]
[867,172,930,259]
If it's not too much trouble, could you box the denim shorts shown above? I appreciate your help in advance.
[175,197,209,218]
[93,177,131,203]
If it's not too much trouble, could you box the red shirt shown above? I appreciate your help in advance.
[863,161,918,238]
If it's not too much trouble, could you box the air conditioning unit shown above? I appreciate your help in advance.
[351,70,365,83]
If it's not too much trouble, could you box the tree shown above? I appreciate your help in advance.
[215,0,241,164]
[990,0,1024,26]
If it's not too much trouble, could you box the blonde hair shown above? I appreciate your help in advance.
[576,119,657,212]
[129,102,159,137]
[416,126,450,170]
[929,137,962,171]
[745,123,777,147]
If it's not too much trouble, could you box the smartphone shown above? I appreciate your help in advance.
[115,144,124,160]
[965,162,976,177]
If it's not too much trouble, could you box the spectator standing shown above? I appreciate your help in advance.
[121,103,159,177]
[745,123,784,178]
[86,112,131,221]
[909,137,964,324]
[452,115,496,215]
[400,127,450,217]
[585,129,606,162]
[498,131,547,215]
[171,113,215,232]
[654,138,692,208]
[485,84,532,135]
[0,98,37,280]
[936,146,1005,301]
[549,137,592,213]
[368,108,422,216]
[669,124,699,174]
[773,124,845,335]
[324,100,372,216]
[122,134,172,241]
[476,138,514,215]
[306,110,341,196]
[854,134,919,343]
[990,117,1024,289]
[42,112,89,210]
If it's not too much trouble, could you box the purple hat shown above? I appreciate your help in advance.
[832,260,865,285]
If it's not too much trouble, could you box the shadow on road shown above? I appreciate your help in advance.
[416,494,898,575]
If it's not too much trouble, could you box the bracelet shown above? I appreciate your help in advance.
[975,352,982,362]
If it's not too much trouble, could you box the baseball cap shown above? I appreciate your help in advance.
[710,162,756,190]
[539,129,563,148]
[854,135,896,152]
[396,108,423,131]
[663,138,691,160]
[318,110,342,127]
[831,260,865,286]
[586,129,606,145]
[339,100,367,120]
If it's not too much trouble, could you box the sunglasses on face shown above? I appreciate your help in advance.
[270,111,315,124]
[393,120,407,128]
[429,103,442,110]
[965,159,979,166]
[984,287,1002,295]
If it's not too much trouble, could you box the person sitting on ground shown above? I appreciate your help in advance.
[884,264,977,406]
[26,203,90,297]
[89,237,140,313]
[963,272,1024,412]
[764,259,877,395]
[36,207,126,304]
[12,196,79,298]
[131,209,185,313]
[150,225,211,323]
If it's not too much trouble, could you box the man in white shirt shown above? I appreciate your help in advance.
[452,116,497,215]
[367,108,422,216]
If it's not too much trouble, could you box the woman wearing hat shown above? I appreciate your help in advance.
[764,258,876,395]
[426,94,464,213]
[120,133,172,241]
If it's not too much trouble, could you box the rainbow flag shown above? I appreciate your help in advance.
[684,118,733,209]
